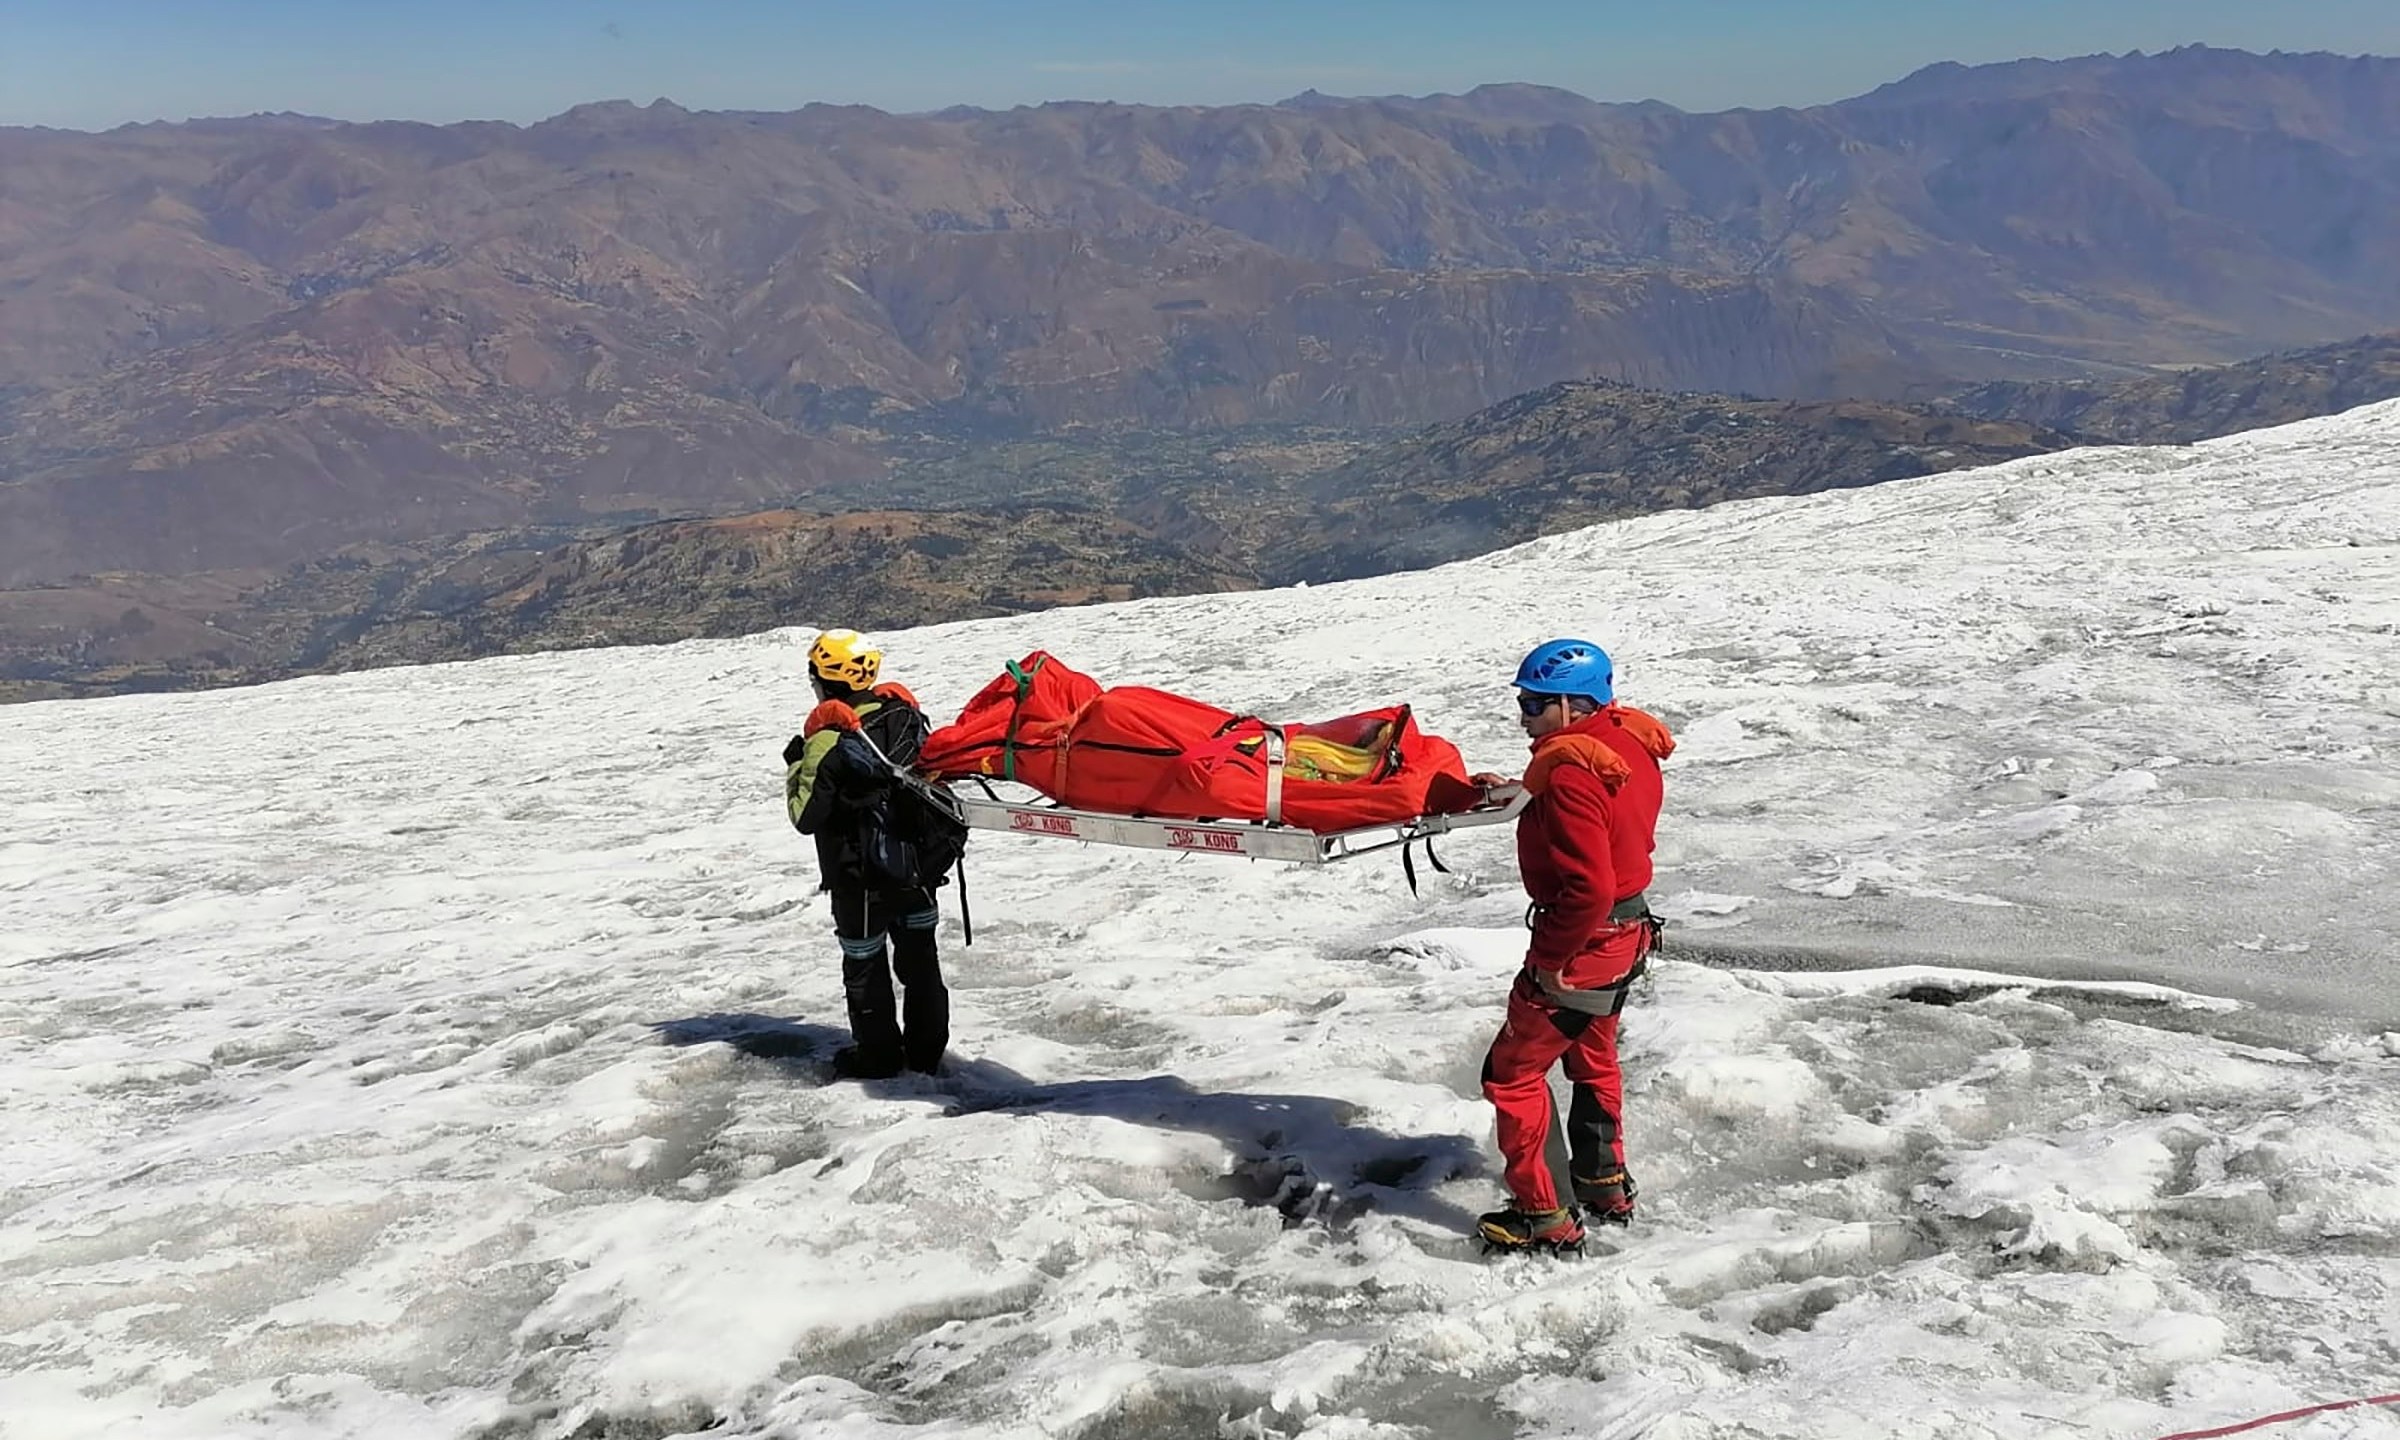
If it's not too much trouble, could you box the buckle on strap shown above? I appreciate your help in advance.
[1527,892,1651,931]
[1261,723,1287,827]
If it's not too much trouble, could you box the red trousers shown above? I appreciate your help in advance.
[1482,968,1632,1213]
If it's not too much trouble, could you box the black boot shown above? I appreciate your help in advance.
[831,1043,904,1080]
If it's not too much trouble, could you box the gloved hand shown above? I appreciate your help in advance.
[1531,964,1575,1000]
[805,699,862,736]
[1469,771,1515,789]
[781,733,808,765]
[871,681,920,708]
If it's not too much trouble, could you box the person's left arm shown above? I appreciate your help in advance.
[1525,768,1618,972]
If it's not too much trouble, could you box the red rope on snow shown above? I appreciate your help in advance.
[2155,1391,2400,1439]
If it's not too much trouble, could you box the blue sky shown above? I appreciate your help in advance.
[7,0,2400,131]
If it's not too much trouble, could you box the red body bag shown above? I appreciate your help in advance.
[918,652,1480,830]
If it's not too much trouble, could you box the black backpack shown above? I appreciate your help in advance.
[828,701,969,892]
[856,770,969,892]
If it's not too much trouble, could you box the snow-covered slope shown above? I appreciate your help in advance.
[4,403,2397,1439]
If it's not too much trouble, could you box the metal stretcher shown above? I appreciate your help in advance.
[927,775,1530,869]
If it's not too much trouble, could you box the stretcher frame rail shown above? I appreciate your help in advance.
[930,780,1530,865]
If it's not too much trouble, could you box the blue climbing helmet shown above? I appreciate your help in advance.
[1514,638,1614,706]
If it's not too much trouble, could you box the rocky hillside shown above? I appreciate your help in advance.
[15,321,2400,703]
[8,46,2400,583]
[1945,332,2400,442]
[1262,385,2063,581]
[0,507,1252,702]
[0,390,2067,702]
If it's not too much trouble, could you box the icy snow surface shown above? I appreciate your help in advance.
[4,404,2399,1439]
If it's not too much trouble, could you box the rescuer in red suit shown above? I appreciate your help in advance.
[1472,638,1675,1253]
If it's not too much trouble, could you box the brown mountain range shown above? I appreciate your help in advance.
[6,46,2400,586]
[10,329,2396,704]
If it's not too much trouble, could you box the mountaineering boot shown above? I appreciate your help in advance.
[831,1044,905,1080]
[1477,1205,1587,1254]
[1572,1168,1638,1227]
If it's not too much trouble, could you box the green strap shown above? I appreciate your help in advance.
[1000,658,1038,782]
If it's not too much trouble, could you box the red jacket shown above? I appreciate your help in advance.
[1517,705,1675,985]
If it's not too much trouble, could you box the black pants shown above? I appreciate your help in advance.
[833,883,946,1072]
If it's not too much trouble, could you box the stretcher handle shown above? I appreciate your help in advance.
[1262,724,1286,827]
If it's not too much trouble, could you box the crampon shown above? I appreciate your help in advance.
[1476,1205,1587,1256]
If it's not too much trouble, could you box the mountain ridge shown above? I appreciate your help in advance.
[7,47,2400,585]
[9,329,2396,704]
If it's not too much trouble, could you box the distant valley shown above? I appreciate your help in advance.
[6,331,2395,702]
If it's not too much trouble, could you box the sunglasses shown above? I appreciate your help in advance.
[1516,692,1565,717]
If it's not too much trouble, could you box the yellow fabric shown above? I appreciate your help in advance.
[1236,723,1393,784]
[1285,733,1380,782]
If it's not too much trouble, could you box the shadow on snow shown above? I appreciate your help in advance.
[652,1011,1487,1236]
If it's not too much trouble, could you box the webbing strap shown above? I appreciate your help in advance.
[956,854,972,948]
[1529,893,1652,929]
[1530,951,1650,1018]
[1261,723,1287,826]
[1380,705,1411,781]
[1000,658,1034,782]
[1399,833,1455,896]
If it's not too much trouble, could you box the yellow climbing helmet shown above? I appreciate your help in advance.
[806,628,882,689]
